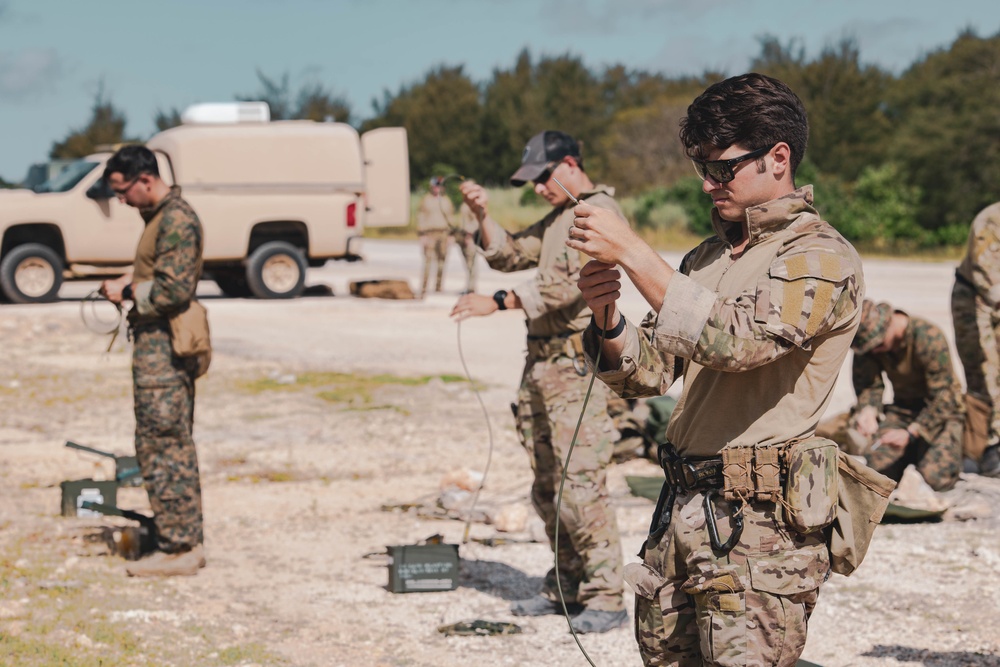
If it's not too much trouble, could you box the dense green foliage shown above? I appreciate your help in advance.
[48,30,1000,248]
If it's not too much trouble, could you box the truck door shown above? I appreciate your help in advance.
[361,127,410,227]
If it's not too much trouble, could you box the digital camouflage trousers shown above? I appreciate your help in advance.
[952,279,1000,449]
[516,352,625,612]
[628,491,828,667]
[132,323,204,552]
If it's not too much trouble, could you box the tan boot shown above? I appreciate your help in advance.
[126,544,205,577]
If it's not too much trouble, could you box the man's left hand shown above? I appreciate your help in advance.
[877,428,912,449]
[567,201,640,264]
[451,293,497,321]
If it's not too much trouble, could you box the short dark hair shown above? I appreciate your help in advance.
[679,73,809,177]
[103,144,159,182]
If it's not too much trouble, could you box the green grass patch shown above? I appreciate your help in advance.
[237,371,467,409]
[217,642,285,665]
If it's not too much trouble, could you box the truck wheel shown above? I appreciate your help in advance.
[0,244,64,303]
[245,241,307,299]
[212,270,253,298]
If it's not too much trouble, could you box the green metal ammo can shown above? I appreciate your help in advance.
[387,543,460,593]
[60,479,118,517]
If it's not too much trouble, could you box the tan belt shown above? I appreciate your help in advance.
[526,331,584,361]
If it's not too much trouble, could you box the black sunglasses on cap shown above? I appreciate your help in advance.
[691,144,775,184]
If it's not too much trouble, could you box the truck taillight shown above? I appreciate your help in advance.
[346,202,357,228]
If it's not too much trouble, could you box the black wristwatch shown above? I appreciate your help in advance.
[122,284,133,301]
[493,289,508,311]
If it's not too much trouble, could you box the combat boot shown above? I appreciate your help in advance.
[569,609,628,634]
[510,595,581,617]
[981,444,1000,477]
[126,544,205,577]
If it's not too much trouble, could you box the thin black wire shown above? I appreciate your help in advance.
[553,307,609,667]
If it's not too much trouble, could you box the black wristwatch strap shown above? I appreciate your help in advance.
[122,284,133,301]
[493,289,508,311]
[591,313,626,339]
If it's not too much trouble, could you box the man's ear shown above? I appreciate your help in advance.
[771,142,791,180]
[562,155,580,172]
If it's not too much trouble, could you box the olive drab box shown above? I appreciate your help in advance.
[783,437,839,534]
[387,543,460,593]
[60,479,118,518]
[828,450,896,576]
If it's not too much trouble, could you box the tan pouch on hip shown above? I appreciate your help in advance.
[168,300,212,378]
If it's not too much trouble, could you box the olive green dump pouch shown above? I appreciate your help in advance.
[784,437,839,534]
[828,450,895,576]
[168,300,212,378]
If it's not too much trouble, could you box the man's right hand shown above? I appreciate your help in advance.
[853,406,880,437]
[578,260,622,329]
[100,275,130,305]
[459,181,489,222]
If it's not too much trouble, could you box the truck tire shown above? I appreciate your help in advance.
[245,241,307,299]
[0,243,64,303]
[212,269,253,298]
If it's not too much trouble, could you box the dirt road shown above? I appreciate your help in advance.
[1,240,997,666]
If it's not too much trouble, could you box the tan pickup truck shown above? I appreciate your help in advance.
[0,109,409,302]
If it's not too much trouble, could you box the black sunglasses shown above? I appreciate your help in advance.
[691,144,775,184]
[111,176,139,197]
[532,161,557,185]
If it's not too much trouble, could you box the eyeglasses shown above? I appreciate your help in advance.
[532,162,557,186]
[111,177,139,197]
[691,144,775,184]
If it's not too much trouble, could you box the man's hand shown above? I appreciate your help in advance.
[578,260,621,329]
[100,275,132,305]
[459,180,489,222]
[853,406,880,437]
[876,428,912,450]
[566,201,640,265]
[451,293,498,322]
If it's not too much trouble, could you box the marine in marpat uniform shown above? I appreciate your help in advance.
[952,201,1000,477]
[451,131,627,634]
[100,145,207,577]
[819,300,965,491]
[570,74,869,666]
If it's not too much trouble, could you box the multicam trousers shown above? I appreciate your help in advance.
[952,278,1000,449]
[628,491,828,667]
[419,230,451,295]
[516,351,625,612]
[132,322,204,552]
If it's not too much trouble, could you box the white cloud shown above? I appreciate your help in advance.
[0,48,63,100]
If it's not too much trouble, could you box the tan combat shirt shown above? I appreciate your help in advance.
[956,202,1000,309]
[416,193,453,233]
[586,186,864,457]
[480,186,621,339]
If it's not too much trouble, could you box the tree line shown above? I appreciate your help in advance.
[45,29,1000,248]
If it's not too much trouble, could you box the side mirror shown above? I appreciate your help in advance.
[86,179,114,200]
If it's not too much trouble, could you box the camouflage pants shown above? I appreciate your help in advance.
[516,352,624,611]
[952,280,1000,447]
[866,406,963,492]
[819,407,963,491]
[133,323,204,552]
[629,491,828,667]
[454,230,478,293]
[419,230,451,294]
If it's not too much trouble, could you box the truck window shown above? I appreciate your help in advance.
[35,160,99,193]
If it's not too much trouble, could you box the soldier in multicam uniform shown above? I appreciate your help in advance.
[416,177,453,297]
[100,145,206,577]
[951,201,1000,477]
[818,300,964,490]
[569,74,864,666]
[451,131,627,634]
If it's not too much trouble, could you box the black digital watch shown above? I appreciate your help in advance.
[493,289,508,311]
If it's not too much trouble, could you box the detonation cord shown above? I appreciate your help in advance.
[553,306,608,667]
[456,320,495,544]
[80,289,124,352]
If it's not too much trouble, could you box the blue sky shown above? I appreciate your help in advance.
[1,0,998,181]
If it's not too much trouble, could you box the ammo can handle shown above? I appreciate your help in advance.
[65,440,116,459]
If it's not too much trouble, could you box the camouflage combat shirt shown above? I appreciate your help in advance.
[130,186,204,324]
[956,201,1000,308]
[480,186,621,339]
[587,186,864,458]
[853,312,964,440]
